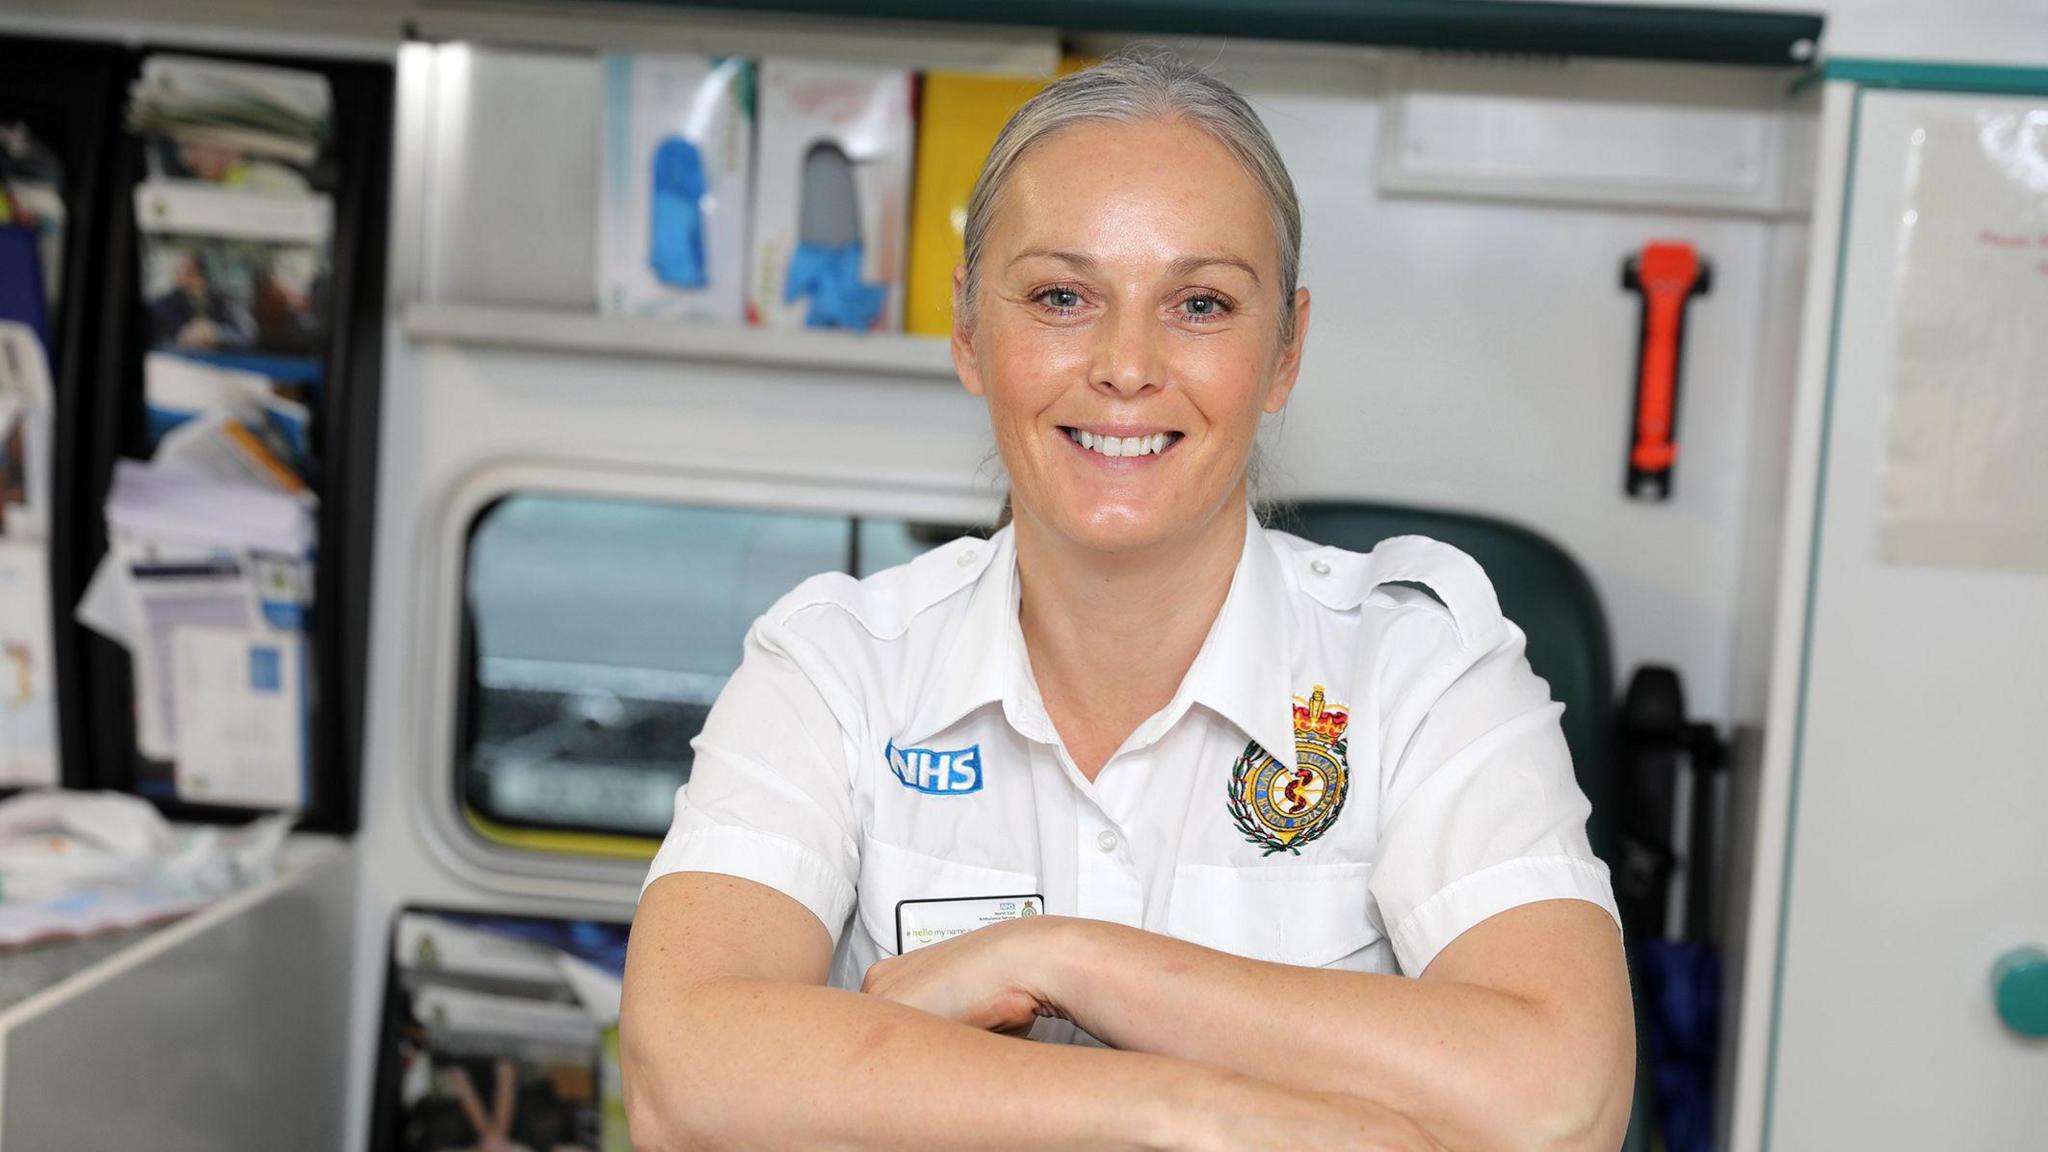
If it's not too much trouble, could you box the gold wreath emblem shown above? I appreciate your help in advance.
[1228,685,1351,856]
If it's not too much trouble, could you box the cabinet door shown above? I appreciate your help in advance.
[1769,86,2048,1149]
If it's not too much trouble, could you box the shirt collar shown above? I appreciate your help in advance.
[899,510,1297,767]
[900,527,1040,747]
[1177,510,1299,772]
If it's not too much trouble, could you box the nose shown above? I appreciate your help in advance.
[1090,302,1163,399]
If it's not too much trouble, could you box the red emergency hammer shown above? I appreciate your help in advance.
[1622,242,1710,500]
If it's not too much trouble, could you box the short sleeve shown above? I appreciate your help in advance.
[641,617,861,943]
[1368,614,1620,977]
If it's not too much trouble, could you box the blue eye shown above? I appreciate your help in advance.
[1039,287,1082,310]
[1182,294,1230,319]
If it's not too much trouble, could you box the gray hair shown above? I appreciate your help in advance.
[959,46,1304,345]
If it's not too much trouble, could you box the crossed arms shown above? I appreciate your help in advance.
[619,871,1631,1152]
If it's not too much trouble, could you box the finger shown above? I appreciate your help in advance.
[449,1067,492,1137]
[859,956,899,994]
[492,1058,517,1135]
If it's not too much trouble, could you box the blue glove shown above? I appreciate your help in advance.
[784,240,888,330]
[649,137,708,288]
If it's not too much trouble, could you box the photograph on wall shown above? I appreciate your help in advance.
[139,233,328,358]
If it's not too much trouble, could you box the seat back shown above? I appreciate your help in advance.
[1270,501,1617,862]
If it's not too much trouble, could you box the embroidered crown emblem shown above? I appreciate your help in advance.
[1292,688,1349,745]
[1227,684,1351,857]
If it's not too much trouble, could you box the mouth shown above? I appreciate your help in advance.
[1059,426,1184,460]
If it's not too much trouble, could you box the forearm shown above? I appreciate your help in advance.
[1046,918,1628,1152]
[623,974,1209,1151]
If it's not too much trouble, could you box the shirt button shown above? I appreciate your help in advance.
[957,550,978,568]
[1096,829,1120,853]
[1309,559,1332,576]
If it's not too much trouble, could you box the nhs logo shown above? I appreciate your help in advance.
[886,740,983,795]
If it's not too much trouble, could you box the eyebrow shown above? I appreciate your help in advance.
[1008,247,1264,286]
[1168,254,1262,285]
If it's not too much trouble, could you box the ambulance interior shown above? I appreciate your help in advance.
[0,1,2042,1149]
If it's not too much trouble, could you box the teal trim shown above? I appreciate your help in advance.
[1763,83,1863,1152]
[1825,57,2048,95]
[571,0,1825,67]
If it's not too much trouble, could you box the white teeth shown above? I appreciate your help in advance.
[1068,429,1175,458]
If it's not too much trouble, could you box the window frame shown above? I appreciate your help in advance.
[413,455,998,900]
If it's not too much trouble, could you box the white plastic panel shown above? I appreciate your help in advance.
[1758,86,2048,1151]
[420,45,602,307]
[0,839,353,1152]
[1381,55,1796,214]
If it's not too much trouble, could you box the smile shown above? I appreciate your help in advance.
[1062,428,1183,459]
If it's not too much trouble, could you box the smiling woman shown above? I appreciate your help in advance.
[622,47,1633,1152]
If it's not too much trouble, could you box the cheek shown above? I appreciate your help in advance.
[978,320,1081,425]
[1175,339,1277,441]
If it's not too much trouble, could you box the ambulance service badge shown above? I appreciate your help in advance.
[1228,685,1351,856]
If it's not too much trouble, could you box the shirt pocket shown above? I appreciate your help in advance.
[856,835,1040,958]
[1167,860,1383,968]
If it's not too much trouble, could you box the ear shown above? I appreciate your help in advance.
[1262,287,1311,414]
[951,264,986,398]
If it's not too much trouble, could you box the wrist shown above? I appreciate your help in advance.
[1144,1064,1248,1152]
[1026,914,1102,1018]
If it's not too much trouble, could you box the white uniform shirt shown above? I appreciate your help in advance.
[645,513,1619,1043]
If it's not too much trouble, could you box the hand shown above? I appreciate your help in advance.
[1175,1070,1445,1152]
[860,915,1068,1036]
[448,1058,536,1152]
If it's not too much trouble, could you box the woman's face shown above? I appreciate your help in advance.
[955,118,1309,555]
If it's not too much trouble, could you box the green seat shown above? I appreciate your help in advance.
[1269,500,1616,859]
[1270,499,1651,1152]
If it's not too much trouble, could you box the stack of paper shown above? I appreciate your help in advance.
[0,321,56,788]
[78,459,315,809]
[78,52,342,812]
[127,55,331,177]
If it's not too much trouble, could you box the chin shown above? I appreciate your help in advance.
[1041,497,1187,553]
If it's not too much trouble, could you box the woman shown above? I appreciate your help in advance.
[622,49,1633,1151]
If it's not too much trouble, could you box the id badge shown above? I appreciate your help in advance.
[895,894,1044,954]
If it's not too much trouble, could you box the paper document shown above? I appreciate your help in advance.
[0,540,57,787]
[131,557,255,761]
[1884,109,2048,573]
[0,320,53,540]
[155,409,313,499]
[170,625,304,809]
[106,458,315,556]
[143,351,273,442]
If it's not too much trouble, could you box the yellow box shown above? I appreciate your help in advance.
[905,63,1089,337]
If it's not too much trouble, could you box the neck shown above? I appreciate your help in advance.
[1013,491,1250,778]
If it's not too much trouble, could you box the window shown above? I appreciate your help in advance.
[458,494,979,845]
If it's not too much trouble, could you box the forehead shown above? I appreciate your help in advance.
[993,118,1278,267]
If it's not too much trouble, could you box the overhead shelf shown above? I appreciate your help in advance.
[570,0,1827,68]
[402,302,961,380]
